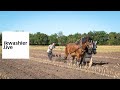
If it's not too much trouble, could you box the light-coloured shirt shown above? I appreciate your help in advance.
[47,44,55,53]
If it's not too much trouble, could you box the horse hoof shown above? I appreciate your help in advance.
[88,67,91,69]
[79,66,82,69]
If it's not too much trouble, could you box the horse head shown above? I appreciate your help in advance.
[80,36,94,54]
[84,40,97,54]
[92,41,97,54]
[75,36,96,54]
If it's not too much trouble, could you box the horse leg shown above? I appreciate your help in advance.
[84,61,87,69]
[64,47,68,60]
[83,53,86,66]
[82,53,87,68]
[64,54,68,60]
[75,57,78,67]
[72,56,75,65]
[75,58,81,67]
[63,48,69,64]
[79,53,86,68]
[88,57,93,68]
[63,53,68,63]
[73,54,79,67]
[72,56,78,66]
[79,57,84,68]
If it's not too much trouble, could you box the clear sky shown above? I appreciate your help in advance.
[0,11,120,36]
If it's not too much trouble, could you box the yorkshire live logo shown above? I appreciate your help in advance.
[2,32,29,59]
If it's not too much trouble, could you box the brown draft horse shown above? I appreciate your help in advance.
[64,36,93,67]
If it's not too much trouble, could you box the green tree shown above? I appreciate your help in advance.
[57,31,64,45]
[107,32,118,45]
[93,31,108,45]
[48,33,58,45]
[29,33,34,45]
[28,30,120,45]
[67,34,74,43]
[58,35,67,46]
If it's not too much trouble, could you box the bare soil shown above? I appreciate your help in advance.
[0,49,120,79]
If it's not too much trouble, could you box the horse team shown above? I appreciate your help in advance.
[51,36,97,69]
[64,36,97,69]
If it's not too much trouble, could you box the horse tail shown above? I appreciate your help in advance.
[64,45,68,60]
[65,46,68,55]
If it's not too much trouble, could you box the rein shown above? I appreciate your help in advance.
[69,37,90,54]
[69,38,86,54]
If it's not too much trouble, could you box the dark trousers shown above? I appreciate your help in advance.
[47,52,53,60]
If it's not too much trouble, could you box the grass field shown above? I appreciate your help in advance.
[0,45,120,54]
[97,46,120,52]
[30,45,120,53]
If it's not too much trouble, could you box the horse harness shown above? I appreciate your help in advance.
[70,37,85,54]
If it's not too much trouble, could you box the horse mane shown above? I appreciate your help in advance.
[74,36,92,44]
[82,36,93,43]
[75,40,80,45]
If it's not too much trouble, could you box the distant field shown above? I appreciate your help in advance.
[0,45,120,54]
[30,45,120,53]
[97,46,120,53]
[30,46,65,51]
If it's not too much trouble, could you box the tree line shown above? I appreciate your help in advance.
[0,31,120,45]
